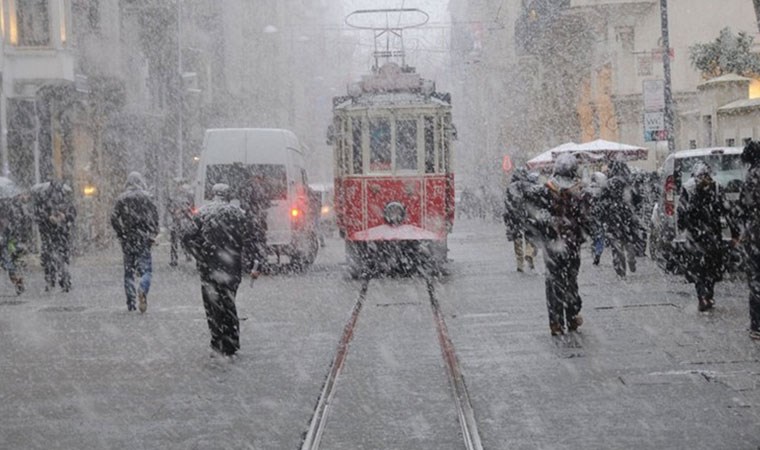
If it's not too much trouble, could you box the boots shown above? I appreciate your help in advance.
[549,322,563,336]
[698,297,713,312]
[10,275,24,295]
[568,315,583,331]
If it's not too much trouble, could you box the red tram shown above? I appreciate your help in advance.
[329,40,456,276]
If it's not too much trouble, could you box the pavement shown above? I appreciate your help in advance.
[0,219,758,449]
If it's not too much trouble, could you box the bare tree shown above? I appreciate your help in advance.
[754,0,760,33]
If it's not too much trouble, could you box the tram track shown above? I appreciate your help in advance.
[299,274,483,450]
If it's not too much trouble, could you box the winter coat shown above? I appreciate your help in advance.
[600,173,641,244]
[183,198,255,284]
[166,188,195,231]
[33,181,77,238]
[503,172,534,240]
[110,173,159,254]
[677,176,736,283]
[527,174,589,253]
[740,163,760,256]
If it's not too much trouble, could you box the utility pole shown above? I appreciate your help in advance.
[660,0,675,154]
[177,0,184,179]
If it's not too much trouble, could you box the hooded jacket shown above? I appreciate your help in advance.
[111,172,159,253]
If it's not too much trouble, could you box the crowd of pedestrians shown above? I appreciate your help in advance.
[502,141,760,339]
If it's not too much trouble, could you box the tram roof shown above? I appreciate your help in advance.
[333,92,451,111]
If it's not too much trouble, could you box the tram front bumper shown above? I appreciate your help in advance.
[351,224,442,241]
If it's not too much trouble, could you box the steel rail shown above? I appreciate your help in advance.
[300,277,370,450]
[426,277,484,450]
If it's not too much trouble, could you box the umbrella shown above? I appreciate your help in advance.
[0,176,23,200]
[552,139,648,162]
[526,142,577,171]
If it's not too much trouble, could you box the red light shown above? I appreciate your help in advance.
[291,208,300,218]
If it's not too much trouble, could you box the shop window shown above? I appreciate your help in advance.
[16,0,51,46]
[725,138,735,147]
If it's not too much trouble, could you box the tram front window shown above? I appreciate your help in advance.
[370,118,391,171]
[396,119,418,171]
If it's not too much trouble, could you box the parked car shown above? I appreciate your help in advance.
[649,146,746,274]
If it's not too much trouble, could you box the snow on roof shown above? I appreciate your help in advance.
[669,147,744,159]
[718,97,760,112]
[697,73,752,88]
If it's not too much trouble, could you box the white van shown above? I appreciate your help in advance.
[194,128,319,267]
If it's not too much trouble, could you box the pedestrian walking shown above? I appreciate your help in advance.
[240,172,270,269]
[166,180,195,267]
[0,185,28,295]
[739,141,760,339]
[503,167,537,272]
[33,180,77,292]
[677,162,738,312]
[110,172,158,313]
[527,154,590,336]
[183,184,261,357]
[584,171,607,266]
[601,161,641,278]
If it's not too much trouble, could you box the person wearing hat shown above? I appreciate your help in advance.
[503,167,538,272]
[183,183,260,357]
[677,161,738,312]
[739,141,760,339]
[527,154,590,336]
[111,172,159,313]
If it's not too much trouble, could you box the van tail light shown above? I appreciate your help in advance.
[664,175,675,216]
[291,208,301,218]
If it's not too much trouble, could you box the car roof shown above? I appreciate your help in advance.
[670,147,743,159]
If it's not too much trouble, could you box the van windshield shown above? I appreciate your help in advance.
[205,163,287,201]
[675,154,746,193]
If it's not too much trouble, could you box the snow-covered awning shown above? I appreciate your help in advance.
[526,142,576,171]
[552,139,647,162]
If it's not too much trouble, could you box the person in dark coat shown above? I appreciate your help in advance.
[111,172,159,313]
[677,162,738,312]
[183,184,259,357]
[33,180,77,292]
[601,161,641,278]
[239,172,270,269]
[584,171,607,266]
[166,181,195,267]
[526,154,590,335]
[0,194,28,295]
[503,167,537,272]
[739,141,760,339]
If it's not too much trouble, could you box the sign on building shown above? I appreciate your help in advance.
[643,80,665,111]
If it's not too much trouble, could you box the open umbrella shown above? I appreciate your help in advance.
[552,139,647,162]
[526,142,577,171]
[0,176,23,200]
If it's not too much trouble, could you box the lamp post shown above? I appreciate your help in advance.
[660,0,675,154]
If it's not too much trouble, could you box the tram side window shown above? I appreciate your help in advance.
[424,116,435,173]
[351,118,363,174]
[442,116,452,173]
[396,119,417,171]
[369,118,392,171]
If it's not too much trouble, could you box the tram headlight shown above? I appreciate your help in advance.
[383,201,406,226]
